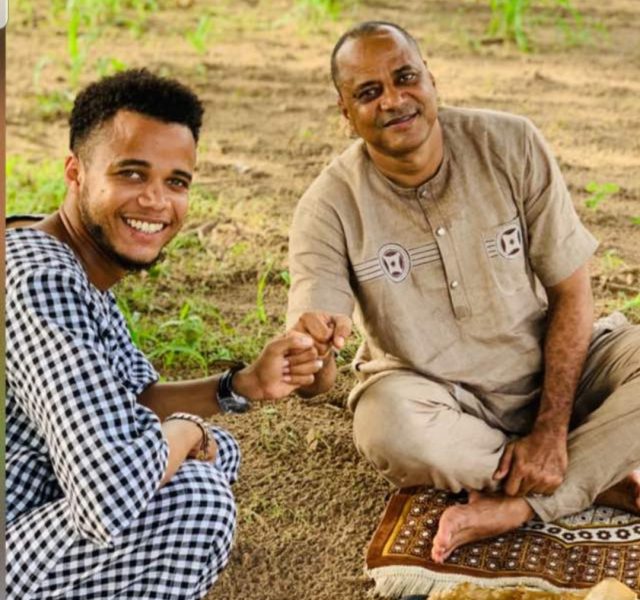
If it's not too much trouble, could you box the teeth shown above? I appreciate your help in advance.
[125,218,164,234]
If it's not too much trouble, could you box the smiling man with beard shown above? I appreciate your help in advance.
[286,22,640,565]
[5,69,323,599]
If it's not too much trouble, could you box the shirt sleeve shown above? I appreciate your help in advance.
[522,119,599,287]
[286,189,355,329]
[6,267,169,547]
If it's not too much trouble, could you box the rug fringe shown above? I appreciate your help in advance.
[366,566,584,598]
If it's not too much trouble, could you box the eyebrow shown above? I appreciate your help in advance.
[113,158,193,182]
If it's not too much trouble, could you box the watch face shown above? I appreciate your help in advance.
[220,393,251,414]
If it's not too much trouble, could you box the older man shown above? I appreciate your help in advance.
[286,21,640,563]
[5,69,322,599]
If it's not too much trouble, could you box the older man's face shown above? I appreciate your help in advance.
[335,29,438,159]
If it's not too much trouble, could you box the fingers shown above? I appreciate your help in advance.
[504,469,524,497]
[331,315,352,350]
[282,373,316,386]
[267,332,314,357]
[286,358,324,376]
[493,443,514,481]
[298,313,335,344]
[285,348,318,366]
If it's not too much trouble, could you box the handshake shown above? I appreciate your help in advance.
[239,311,353,401]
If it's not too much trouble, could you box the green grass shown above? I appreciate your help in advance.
[584,181,620,210]
[487,0,586,51]
[6,155,66,215]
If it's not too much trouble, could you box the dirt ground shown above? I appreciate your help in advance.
[6,0,640,598]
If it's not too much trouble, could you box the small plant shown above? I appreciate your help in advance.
[488,0,530,51]
[295,0,347,23]
[6,155,66,215]
[487,0,585,51]
[584,181,620,210]
[254,261,273,324]
[148,302,209,373]
[186,15,213,54]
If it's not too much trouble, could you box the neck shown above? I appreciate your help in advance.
[34,208,126,291]
[368,118,444,188]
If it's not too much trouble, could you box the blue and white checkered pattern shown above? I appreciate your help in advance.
[6,229,239,599]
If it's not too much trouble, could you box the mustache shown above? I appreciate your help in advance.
[379,108,419,127]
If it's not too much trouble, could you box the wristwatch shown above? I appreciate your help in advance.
[217,363,251,414]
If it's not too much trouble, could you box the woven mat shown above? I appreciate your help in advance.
[366,487,640,598]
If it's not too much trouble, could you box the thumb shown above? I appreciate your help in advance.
[331,315,352,350]
[494,443,514,480]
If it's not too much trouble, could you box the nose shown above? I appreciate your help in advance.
[137,179,167,210]
[379,85,404,111]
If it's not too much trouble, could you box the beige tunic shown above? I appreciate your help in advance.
[287,107,598,431]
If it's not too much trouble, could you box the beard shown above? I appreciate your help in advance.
[79,193,166,273]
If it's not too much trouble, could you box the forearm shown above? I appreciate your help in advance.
[139,376,222,420]
[537,271,593,433]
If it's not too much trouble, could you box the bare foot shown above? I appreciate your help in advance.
[595,470,640,515]
[431,491,534,564]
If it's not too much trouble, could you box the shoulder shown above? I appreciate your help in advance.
[297,140,367,211]
[7,229,84,283]
[6,230,97,318]
[440,106,535,151]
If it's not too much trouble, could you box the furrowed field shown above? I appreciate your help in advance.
[6,1,640,598]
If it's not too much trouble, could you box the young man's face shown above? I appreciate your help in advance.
[335,28,438,159]
[69,110,196,270]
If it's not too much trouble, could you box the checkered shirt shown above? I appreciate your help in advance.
[5,228,168,546]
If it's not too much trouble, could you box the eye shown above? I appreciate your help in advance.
[398,72,417,84]
[168,177,190,190]
[356,87,380,103]
[119,169,144,181]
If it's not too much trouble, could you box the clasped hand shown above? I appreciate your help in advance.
[493,427,568,497]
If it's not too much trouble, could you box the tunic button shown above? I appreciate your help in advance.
[419,189,428,199]
[436,227,446,236]
[450,280,459,289]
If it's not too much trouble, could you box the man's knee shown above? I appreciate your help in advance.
[353,394,461,489]
[353,379,503,491]
[162,461,237,573]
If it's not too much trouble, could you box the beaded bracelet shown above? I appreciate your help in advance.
[164,412,211,461]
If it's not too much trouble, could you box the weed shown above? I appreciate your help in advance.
[295,0,345,22]
[601,249,624,273]
[488,0,530,51]
[255,262,273,324]
[487,0,585,51]
[147,302,209,373]
[584,181,619,210]
[6,155,66,215]
[95,57,128,78]
[187,15,213,54]
[630,217,640,226]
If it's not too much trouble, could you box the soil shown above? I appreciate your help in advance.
[6,1,640,599]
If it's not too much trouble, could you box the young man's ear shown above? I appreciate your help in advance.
[63,154,83,192]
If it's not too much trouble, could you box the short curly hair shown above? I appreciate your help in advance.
[69,68,204,154]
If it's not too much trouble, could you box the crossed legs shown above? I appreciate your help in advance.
[353,325,640,563]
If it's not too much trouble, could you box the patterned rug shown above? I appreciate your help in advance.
[366,487,640,598]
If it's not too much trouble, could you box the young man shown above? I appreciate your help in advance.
[5,69,322,599]
[286,22,640,564]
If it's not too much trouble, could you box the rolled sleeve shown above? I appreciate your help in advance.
[522,120,598,287]
[6,269,169,546]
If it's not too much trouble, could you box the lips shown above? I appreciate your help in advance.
[383,110,419,128]
[124,217,167,234]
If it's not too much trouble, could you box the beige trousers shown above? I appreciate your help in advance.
[353,324,640,521]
